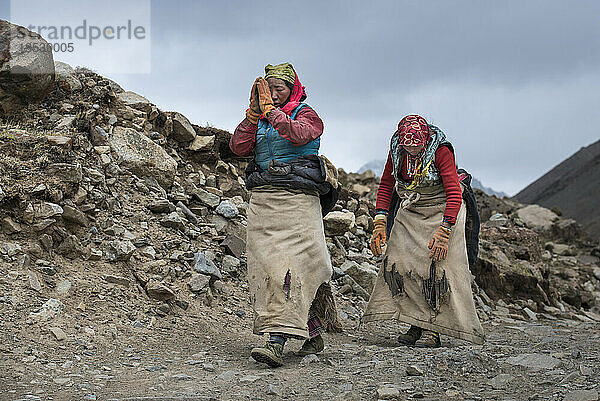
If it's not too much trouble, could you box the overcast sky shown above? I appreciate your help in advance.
[3,0,600,195]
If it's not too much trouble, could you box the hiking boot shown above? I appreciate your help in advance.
[251,342,284,367]
[296,335,324,356]
[414,330,441,348]
[397,325,423,345]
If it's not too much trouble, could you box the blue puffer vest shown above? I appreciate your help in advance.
[254,103,320,171]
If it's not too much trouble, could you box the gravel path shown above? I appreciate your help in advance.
[2,306,598,401]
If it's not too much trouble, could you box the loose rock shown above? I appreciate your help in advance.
[145,280,176,301]
[505,353,561,370]
[169,112,196,142]
[216,200,239,218]
[563,390,599,401]
[376,384,401,400]
[49,327,67,341]
[406,365,423,376]
[323,211,355,235]
[160,211,186,231]
[193,252,222,279]
[104,240,136,261]
[188,273,210,292]
[109,126,178,188]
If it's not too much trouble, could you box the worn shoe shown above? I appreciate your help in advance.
[296,335,324,356]
[397,325,423,345]
[251,342,284,367]
[414,330,441,348]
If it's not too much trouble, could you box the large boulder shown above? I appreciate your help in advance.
[472,226,550,305]
[0,21,55,114]
[551,218,586,243]
[340,260,378,294]
[189,135,215,152]
[117,91,152,113]
[109,126,177,188]
[323,211,355,236]
[516,204,558,232]
[352,183,371,197]
[54,61,81,92]
[168,112,196,143]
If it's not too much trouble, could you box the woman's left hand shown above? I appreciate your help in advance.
[428,226,450,262]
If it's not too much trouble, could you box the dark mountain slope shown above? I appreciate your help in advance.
[515,140,600,238]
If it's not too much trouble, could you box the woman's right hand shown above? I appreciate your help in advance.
[370,214,387,256]
[249,78,261,114]
[246,78,262,124]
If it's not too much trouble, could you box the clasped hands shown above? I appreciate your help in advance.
[246,77,275,124]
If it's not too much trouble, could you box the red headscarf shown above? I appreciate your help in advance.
[398,115,430,146]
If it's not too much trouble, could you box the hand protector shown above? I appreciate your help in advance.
[428,226,451,262]
[256,77,276,116]
[245,78,261,124]
[370,214,387,257]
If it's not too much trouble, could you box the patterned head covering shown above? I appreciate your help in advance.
[264,62,296,85]
[398,115,430,146]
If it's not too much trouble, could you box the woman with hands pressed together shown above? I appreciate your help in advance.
[230,63,341,367]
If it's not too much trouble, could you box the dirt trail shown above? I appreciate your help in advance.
[1,291,598,401]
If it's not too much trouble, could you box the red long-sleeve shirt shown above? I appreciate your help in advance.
[375,146,462,225]
[229,107,324,157]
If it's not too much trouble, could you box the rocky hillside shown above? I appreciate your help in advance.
[515,139,600,239]
[0,21,383,358]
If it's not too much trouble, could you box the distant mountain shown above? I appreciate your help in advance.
[514,139,600,239]
[471,177,508,198]
[357,159,386,175]
[357,159,507,198]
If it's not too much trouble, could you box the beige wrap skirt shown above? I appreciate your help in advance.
[362,184,485,344]
[247,186,333,339]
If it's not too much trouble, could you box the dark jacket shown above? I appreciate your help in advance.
[245,154,339,216]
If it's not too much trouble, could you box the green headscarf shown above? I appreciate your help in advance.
[264,62,296,85]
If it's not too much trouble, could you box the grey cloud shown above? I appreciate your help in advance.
[19,0,600,194]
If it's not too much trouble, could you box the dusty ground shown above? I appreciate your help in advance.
[1,277,598,401]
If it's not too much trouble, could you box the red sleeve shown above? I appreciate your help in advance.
[266,106,324,146]
[375,151,396,212]
[435,146,462,225]
[229,117,257,156]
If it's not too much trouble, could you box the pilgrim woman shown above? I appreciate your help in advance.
[230,62,340,366]
[363,115,484,347]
